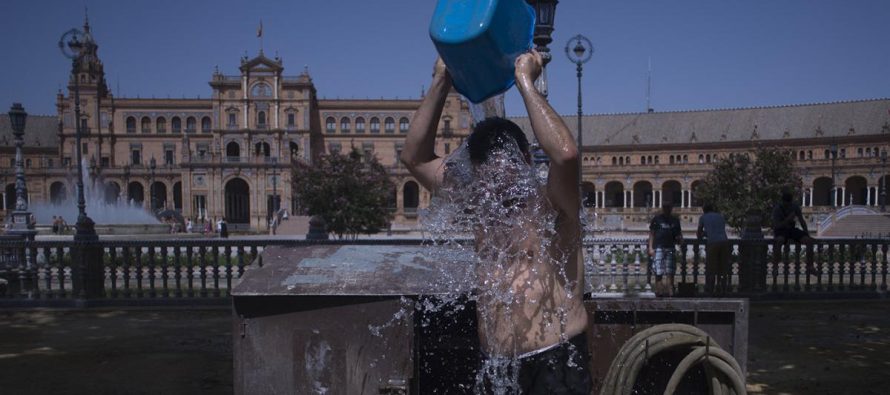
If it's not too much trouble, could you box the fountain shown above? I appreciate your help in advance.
[30,159,168,235]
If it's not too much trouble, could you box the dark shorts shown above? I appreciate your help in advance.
[479,333,592,395]
[774,227,809,243]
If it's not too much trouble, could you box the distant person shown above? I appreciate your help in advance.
[772,190,812,245]
[219,217,229,239]
[772,189,815,272]
[649,201,683,297]
[186,218,194,233]
[203,219,211,235]
[52,216,59,235]
[698,203,730,295]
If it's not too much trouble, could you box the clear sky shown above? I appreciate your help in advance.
[1,0,888,117]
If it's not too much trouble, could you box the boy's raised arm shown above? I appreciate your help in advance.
[400,59,452,192]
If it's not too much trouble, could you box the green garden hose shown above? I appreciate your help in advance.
[599,323,746,395]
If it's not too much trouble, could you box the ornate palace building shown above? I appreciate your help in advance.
[514,98,890,232]
[1,19,887,234]
[0,20,469,232]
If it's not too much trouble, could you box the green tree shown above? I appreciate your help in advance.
[292,149,395,239]
[695,147,802,232]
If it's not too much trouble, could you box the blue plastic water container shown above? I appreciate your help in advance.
[429,0,535,103]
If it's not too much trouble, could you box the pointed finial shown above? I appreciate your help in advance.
[303,64,309,75]
[84,5,90,31]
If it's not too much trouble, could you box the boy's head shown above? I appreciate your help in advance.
[467,117,531,166]
[662,201,674,216]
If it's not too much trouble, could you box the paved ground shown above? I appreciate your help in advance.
[0,300,888,394]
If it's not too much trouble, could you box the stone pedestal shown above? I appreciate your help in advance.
[233,243,750,394]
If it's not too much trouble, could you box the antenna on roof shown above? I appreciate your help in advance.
[646,57,654,113]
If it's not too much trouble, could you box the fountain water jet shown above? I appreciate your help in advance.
[31,159,161,232]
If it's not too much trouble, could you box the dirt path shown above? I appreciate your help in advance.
[0,300,888,394]
[0,308,231,395]
[745,300,890,395]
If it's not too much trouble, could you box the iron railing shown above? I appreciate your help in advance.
[0,237,887,306]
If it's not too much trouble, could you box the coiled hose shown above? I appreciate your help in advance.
[599,323,746,395]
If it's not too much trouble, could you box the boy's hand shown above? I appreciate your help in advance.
[433,57,451,81]
[514,50,543,87]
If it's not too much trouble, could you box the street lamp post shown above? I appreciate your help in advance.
[149,157,157,212]
[527,0,558,170]
[59,28,96,240]
[272,164,279,214]
[525,0,558,94]
[565,35,593,210]
[829,143,838,207]
[881,149,888,212]
[7,103,36,238]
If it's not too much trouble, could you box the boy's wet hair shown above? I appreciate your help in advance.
[467,117,530,164]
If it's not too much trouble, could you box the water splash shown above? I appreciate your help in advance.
[31,158,159,225]
[468,93,506,124]
[422,141,583,392]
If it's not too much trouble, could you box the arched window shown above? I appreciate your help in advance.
[172,117,182,133]
[156,117,167,133]
[257,111,266,128]
[370,117,380,134]
[340,117,351,134]
[403,181,419,213]
[251,82,272,98]
[698,154,704,163]
[201,116,211,133]
[384,117,395,133]
[141,117,151,133]
[126,117,136,133]
[226,141,241,160]
[705,154,711,163]
[618,157,624,166]
[399,117,409,133]
[669,155,675,164]
[186,116,197,132]
[255,142,271,157]
[355,117,365,134]
[326,117,336,133]
[612,157,617,166]
[683,155,688,163]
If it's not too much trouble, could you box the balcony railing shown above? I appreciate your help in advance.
[0,237,886,307]
[226,156,242,163]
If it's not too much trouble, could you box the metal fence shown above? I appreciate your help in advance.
[584,237,889,296]
[0,237,887,307]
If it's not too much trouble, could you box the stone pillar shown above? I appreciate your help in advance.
[808,187,814,207]
[739,210,767,292]
[841,187,846,206]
